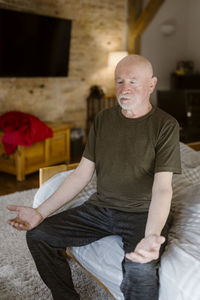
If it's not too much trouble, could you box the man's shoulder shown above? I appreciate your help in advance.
[96,105,119,119]
[153,106,179,126]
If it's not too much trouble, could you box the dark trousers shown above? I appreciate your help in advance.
[26,203,169,300]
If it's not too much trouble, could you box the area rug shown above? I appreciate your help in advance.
[0,189,112,300]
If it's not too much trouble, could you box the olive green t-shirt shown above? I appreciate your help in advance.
[83,105,181,212]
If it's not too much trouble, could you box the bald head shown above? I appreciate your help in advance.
[115,55,154,79]
[114,54,157,116]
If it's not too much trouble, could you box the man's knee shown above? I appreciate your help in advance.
[26,224,46,247]
[123,258,158,282]
[121,259,159,299]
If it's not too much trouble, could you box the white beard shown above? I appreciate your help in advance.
[117,94,137,111]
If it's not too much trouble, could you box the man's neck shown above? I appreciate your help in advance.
[121,103,152,119]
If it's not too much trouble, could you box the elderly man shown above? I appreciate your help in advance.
[7,55,181,300]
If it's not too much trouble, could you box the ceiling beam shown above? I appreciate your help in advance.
[133,0,165,39]
[127,0,165,54]
[127,0,143,54]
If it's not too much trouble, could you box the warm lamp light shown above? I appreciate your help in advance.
[108,51,128,67]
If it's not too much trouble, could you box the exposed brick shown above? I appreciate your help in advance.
[0,0,126,129]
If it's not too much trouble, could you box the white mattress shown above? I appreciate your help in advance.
[159,183,200,300]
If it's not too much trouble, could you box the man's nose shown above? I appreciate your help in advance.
[121,83,131,94]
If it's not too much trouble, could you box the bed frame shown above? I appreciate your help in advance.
[187,141,200,151]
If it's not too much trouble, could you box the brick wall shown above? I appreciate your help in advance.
[0,0,126,128]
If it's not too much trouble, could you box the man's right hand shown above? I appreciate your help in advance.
[7,205,44,231]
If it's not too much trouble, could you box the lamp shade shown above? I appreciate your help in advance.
[108,51,128,67]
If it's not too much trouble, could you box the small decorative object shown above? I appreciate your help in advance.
[176,61,194,75]
[89,85,105,99]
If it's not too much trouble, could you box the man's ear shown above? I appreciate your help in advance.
[149,76,157,94]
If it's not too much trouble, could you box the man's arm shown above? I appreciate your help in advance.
[126,171,173,263]
[37,157,95,218]
[7,157,95,231]
[145,171,173,237]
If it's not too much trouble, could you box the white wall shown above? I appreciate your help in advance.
[141,0,190,104]
[187,0,200,72]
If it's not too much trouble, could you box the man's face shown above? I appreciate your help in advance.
[115,62,156,112]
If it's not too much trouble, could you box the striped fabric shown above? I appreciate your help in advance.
[159,183,200,300]
[172,142,200,198]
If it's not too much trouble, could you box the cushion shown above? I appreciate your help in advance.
[159,144,200,300]
[172,142,200,198]
[71,235,124,300]
[33,170,97,212]
[159,183,200,300]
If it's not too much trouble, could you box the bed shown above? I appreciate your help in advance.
[33,141,200,300]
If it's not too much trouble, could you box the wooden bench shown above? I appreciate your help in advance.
[0,122,73,181]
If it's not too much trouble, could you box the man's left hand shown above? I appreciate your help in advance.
[125,235,165,264]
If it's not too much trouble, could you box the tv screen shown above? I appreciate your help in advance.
[0,8,72,77]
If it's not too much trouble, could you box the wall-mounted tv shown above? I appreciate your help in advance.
[0,8,72,77]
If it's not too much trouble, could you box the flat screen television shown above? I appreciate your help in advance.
[0,8,72,77]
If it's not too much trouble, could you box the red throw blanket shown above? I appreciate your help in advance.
[0,111,53,155]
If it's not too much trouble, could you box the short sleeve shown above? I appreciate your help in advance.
[83,123,96,162]
[154,120,181,174]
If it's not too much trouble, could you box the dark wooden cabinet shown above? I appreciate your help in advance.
[157,73,200,143]
[157,88,200,143]
[170,73,200,90]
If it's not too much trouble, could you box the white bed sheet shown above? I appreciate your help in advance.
[159,183,200,300]
[159,243,200,300]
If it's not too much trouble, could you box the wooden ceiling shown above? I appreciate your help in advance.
[127,0,165,54]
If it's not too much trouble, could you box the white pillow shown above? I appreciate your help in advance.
[159,183,200,300]
[71,235,124,300]
[179,142,200,167]
[172,142,200,198]
[33,170,97,212]
[170,183,200,259]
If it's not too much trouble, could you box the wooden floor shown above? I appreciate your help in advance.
[0,144,83,196]
[0,157,82,196]
[0,171,39,196]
